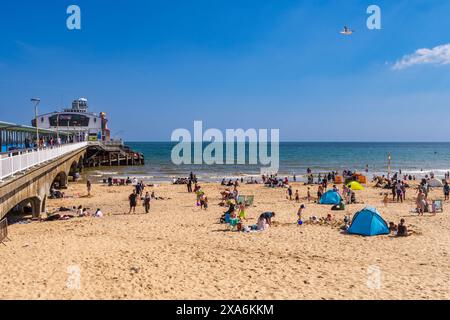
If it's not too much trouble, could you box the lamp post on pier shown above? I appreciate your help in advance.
[31,98,41,147]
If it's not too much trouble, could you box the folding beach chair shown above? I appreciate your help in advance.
[245,195,254,207]
[112,178,118,185]
[236,195,245,205]
[432,199,444,213]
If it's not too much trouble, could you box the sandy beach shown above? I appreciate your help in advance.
[1,179,449,300]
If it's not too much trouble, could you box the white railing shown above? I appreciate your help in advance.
[0,142,88,182]
[88,140,124,147]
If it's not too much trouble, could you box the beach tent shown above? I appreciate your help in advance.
[348,207,390,236]
[347,181,364,191]
[319,190,341,205]
[428,178,444,188]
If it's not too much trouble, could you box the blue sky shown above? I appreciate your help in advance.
[0,0,450,141]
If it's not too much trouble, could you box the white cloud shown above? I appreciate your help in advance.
[393,44,450,70]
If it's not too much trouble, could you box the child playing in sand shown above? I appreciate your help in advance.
[388,222,398,233]
[397,219,408,237]
[200,195,208,210]
[383,193,389,206]
[238,203,247,221]
[297,204,305,224]
[196,189,204,206]
[94,209,103,218]
[342,215,351,230]
[256,214,268,231]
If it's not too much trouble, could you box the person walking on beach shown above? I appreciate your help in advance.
[144,192,151,213]
[391,183,396,202]
[317,185,324,201]
[86,179,92,197]
[140,181,145,197]
[187,179,192,193]
[295,190,300,202]
[128,190,138,214]
[395,181,403,202]
[416,189,426,215]
[444,182,449,201]
[297,204,305,224]
[401,181,406,201]
[307,187,311,203]
[287,186,293,200]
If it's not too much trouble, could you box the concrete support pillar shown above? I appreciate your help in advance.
[60,174,68,189]
[31,198,43,218]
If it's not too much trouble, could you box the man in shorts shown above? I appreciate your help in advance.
[128,190,138,214]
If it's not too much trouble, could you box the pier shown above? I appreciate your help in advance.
[0,140,144,219]
[0,142,88,219]
[85,140,145,167]
[1,108,145,218]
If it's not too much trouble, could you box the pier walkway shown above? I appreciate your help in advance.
[0,142,88,219]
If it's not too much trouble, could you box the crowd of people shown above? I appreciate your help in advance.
[40,164,450,240]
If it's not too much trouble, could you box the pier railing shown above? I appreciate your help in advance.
[0,142,88,182]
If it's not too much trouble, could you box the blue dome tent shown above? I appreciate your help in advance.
[319,190,341,205]
[348,207,390,236]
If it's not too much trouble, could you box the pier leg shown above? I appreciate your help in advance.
[31,197,43,219]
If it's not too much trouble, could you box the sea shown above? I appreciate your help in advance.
[85,142,450,183]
